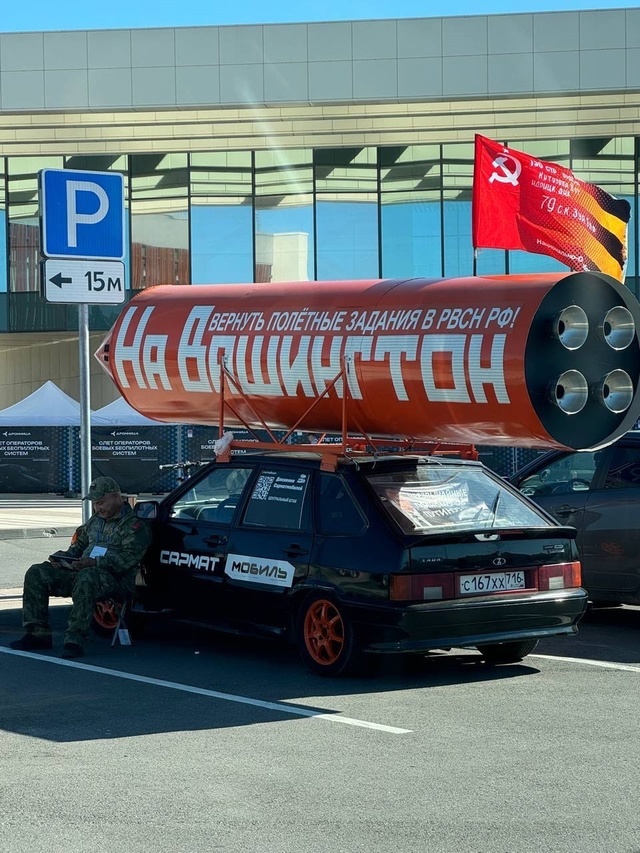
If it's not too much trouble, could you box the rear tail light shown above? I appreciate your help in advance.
[538,561,582,591]
[390,561,581,601]
[390,573,455,601]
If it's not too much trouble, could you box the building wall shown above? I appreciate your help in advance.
[0,10,639,112]
[0,334,115,409]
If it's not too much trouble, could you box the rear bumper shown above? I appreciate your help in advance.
[345,587,588,654]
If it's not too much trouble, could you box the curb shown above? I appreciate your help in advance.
[0,588,22,598]
[0,525,79,542]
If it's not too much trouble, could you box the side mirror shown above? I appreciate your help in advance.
[134,500,158,520]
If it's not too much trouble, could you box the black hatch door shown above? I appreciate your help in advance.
[221,464,313,630]
[146,463,254,620]
[580,439,640,598]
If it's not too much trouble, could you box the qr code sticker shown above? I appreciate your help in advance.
[252,474,274,501]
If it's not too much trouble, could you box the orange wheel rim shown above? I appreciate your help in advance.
[303,599,345,666]
[94,599,120,630]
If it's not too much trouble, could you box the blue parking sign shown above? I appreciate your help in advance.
[40,169,125,260]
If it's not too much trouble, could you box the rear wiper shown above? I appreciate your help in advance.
[490,491,501,527]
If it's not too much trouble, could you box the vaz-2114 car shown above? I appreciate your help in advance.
[129,451,587,676]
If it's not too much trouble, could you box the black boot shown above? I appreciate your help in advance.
[9,634,53,651]
[62,642,84,659]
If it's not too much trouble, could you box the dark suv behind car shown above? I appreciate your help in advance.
[132,450,587,675]
[510,431,640,605]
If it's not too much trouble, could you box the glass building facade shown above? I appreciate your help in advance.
[2,136,638,335]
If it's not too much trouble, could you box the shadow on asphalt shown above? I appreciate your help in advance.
[535,603,640,666]
[2,598,639,743]
[0,601,543,742]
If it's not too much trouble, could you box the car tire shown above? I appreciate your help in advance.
[477,639,539,665]
[296,593,362,677]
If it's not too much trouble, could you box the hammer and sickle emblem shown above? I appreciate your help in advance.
[489,154,522,186]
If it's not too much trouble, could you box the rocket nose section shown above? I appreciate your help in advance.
[94,331,114,379]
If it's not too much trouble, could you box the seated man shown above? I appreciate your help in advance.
[10,476,152,659]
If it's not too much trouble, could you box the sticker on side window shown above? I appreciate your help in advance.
[225,554,295,587]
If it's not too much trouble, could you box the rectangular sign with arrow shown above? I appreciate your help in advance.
[41,258,126,304]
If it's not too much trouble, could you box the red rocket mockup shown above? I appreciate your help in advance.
[95,271,640,450]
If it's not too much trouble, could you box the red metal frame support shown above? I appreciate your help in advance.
[213,354,477,469]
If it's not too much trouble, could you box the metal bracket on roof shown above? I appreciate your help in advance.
[213,355,477,470]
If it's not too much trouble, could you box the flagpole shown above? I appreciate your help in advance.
[472,248,477,277]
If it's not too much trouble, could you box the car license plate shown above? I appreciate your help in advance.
[459,571,526,595]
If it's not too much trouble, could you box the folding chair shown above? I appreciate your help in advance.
[93,597,133,647]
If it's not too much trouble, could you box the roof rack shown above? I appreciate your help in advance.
[212,356,477,471]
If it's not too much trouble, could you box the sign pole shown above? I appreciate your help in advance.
[79,303,92,522]
[38,168,126,516]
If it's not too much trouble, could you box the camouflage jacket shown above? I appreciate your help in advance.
[65,504,152,578]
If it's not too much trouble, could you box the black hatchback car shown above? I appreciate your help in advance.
[132,451,587,676]
[510,431,640,606]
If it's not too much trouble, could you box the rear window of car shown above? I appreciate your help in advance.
[367,464,550,534]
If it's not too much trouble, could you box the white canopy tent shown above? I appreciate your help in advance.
[91,396,174,426]
[0,380,83,426]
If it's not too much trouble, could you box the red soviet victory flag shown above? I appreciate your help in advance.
[472,134,631,282]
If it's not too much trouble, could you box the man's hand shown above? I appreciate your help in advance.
[49,556,96,570]
[70,557,97,570]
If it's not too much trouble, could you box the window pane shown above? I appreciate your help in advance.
[131,153,189,289]
[314,147,377,193]
[243,468,310,530]
[191,203,253,283]
[380,144,442,278]
[8,156,62,293]
[603,446,640,490]
[255,150,313,282]
[255,196,313,281]
[170,466,252,522]
[519,452,599,497]
[317,473,366,536]
[368,466,548,534]
[190,151,253,284]
[314,147,379,279]
[442,143,474,278]
[191,151,252,197]
[316,196,378,280]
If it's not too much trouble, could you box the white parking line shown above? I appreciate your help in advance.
[531,653,640,673]
[0,646,411,734]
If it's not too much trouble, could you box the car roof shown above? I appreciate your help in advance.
[510,429,640,481]
[213,450,485,473]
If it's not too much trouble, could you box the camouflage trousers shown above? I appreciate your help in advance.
[22,561,133,647]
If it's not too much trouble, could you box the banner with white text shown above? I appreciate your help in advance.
[0,426,67,493]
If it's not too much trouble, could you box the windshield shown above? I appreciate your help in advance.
[367,465,550,534]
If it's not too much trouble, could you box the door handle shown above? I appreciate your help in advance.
[204,534,227,546]
[285,543,308,557]
[554,504,578,518]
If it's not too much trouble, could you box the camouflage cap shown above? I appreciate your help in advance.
[84,476,121,501]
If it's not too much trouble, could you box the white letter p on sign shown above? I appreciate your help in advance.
[66,180,109,248]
